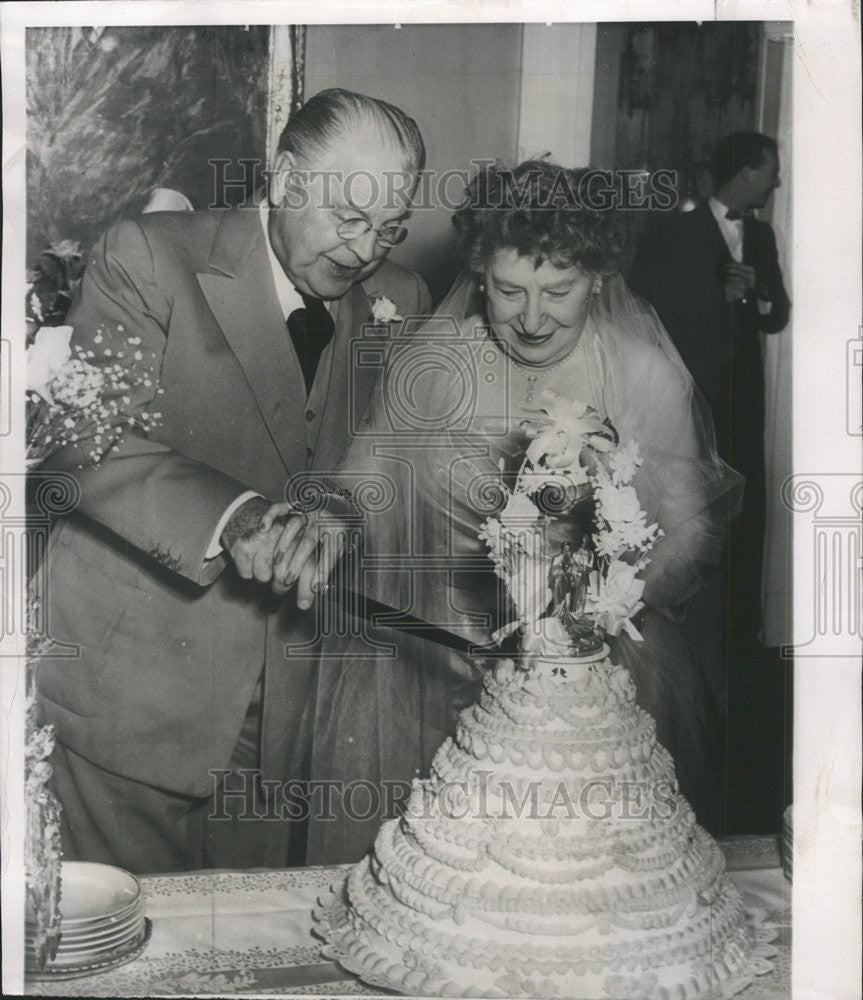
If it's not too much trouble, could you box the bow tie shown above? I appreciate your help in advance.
[286,294,335,393]
[725,208,744,221]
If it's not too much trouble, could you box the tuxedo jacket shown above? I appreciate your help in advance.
[628,199,790,419]
[38,207,431,796]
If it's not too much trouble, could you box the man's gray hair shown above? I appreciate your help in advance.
[277,88,425,174]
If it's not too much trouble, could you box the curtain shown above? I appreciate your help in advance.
[758,26,794,647]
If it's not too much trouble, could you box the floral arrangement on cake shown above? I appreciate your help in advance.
[479,389,662,649]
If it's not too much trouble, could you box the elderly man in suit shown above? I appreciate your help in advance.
[38,89,431,873]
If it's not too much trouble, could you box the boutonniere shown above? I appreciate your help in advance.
[370,296,403,324]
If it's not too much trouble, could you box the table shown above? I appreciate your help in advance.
[28,836,791,998]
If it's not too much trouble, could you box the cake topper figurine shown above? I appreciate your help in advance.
[478,389,662,655]
[548,540,576,613]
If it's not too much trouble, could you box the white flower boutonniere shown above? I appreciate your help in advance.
[371,296,403,324]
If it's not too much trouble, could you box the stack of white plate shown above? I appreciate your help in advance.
[26,862,151,979]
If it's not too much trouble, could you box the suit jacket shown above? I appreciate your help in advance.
[38,207,431,796]
[627,199,790,419]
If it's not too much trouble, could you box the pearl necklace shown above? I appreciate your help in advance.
[505,346,580,404]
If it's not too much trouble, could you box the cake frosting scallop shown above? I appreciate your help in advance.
[315,634,776,999]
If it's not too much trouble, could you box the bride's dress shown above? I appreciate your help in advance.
[299,275,740,865]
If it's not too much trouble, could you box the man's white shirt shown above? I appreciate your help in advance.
[708,196,743,263]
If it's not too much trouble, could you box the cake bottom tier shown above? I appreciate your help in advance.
[316,853,770,1000]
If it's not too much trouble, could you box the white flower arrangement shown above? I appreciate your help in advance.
[479,388,662,646]
[26,323,162,468]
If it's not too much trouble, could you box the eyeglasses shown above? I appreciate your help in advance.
[335,217,409,249]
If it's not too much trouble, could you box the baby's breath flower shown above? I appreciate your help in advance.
[27,322,163,468]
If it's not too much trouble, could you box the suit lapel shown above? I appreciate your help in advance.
[742,216,759,268]
[196,209,308,476]
[344,280,384,430]
[310,282,378,471]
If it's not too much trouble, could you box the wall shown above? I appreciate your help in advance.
[304,23,522,302]
[517,24,596,166]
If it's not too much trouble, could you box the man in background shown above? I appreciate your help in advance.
[39,89,431,873]
[629,131,790,831]
[630,131,789,446]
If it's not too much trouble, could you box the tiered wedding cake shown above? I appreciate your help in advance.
[316,401,774,998]
[317,629,772,999]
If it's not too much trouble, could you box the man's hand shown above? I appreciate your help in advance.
[220,496,290,584]
[261,502,350,608]
[722,262,757,303]
[222,497,352,607]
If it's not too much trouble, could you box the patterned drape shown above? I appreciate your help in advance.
[614,22,760,180]
[25,26,273,264]
[266,26,306,164]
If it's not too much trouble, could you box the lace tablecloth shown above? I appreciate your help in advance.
[28,836,790,998]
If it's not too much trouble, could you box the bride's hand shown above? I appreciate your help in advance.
[261,502,350,607]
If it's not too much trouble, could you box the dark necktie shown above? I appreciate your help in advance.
[286,294,335,393]
[725,208,743,221]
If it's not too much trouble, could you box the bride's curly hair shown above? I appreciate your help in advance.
[452,159,625,277]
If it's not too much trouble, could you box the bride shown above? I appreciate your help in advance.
[272,160,741,864]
